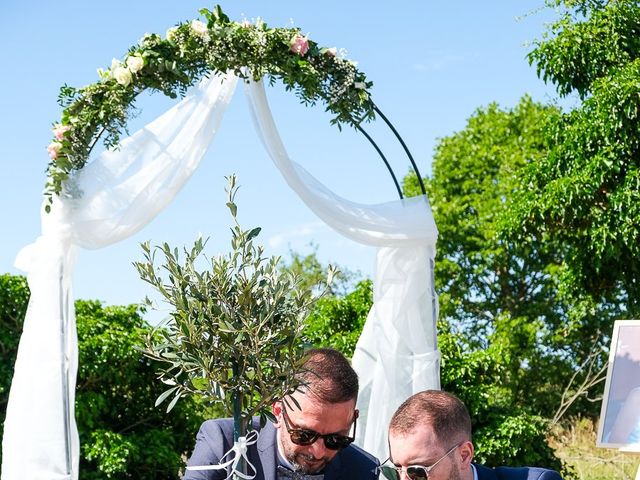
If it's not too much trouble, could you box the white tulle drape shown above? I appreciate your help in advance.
[3,72,438,479]
[2,73,237,480]
[244,80,439,462]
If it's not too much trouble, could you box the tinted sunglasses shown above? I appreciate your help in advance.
[280,403,358,450]
[380,442,460,480]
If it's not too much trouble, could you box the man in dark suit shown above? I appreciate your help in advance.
[383,390,562,480]
[183,348,379,479]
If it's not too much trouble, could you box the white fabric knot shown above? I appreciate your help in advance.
[186,429,259,480]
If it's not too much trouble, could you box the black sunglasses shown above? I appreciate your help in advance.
[280,403,358,450]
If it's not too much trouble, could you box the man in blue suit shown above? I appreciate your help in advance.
[384,390,562,480]
[183,348,379,479]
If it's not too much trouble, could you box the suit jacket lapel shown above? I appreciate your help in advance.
[256,421,278,480]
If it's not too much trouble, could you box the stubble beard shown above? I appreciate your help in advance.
[289,452,329,474]
[449,461,465,480]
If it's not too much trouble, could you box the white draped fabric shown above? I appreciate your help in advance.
[351,247,440,461]
[3,72,438,479]
[244,80,440,461]
[3,73,237,480]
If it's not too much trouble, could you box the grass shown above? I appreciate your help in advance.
[550,417,640,480]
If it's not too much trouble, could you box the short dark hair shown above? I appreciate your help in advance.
[389,390,471,446]
[295,348,359,404]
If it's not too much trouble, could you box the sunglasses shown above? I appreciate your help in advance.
[280,403,358,450]
[381,442,460,480]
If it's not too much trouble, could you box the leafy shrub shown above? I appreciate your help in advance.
[75,300,207,479]
[439,325,565,473]
[304,279,372,357]
[0,276,209,479]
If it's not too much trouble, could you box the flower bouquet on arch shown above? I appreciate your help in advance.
[134,175,335,479]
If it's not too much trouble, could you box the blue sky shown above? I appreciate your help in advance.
[0,1,562,321]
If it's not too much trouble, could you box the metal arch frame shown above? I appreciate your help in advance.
[356,102,427,200]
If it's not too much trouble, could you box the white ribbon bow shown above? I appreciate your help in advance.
[186,429,259,479]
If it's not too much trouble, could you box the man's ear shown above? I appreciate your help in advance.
[458,441,474,467]
[272,401,282,428]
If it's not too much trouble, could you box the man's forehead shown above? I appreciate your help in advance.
[284,394,355,431]
[286,390,355,411]
[389,426,443,463]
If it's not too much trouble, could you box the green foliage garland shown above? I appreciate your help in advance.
[45,5,374,211]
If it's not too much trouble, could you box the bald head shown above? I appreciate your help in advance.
[389,390,472,446]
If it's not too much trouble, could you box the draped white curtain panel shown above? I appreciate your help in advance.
[3,72,438,479]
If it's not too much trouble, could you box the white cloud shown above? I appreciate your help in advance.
[267,221,326,248]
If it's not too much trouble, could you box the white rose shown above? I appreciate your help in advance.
[113,66,133,86]
[126,55,144,74]
[324,47,338,57]
[166,26,178,41]
[191,20,210,41]
[139,33,152,46]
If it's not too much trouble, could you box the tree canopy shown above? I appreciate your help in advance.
[506,0,640,309]
[402,0,640,424]
[75,300,207,479]
[0,275,208,479]
[404,96,615,419]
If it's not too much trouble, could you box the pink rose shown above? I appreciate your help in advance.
[290,34,309,56]
[52,124,71,140]
[47,141,62,159]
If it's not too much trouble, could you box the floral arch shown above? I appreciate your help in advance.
[44,5,374,209]
[2,6,439,480]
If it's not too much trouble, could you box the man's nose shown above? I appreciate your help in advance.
[308,437,329,457]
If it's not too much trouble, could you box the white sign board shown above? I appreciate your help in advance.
[597,320,640,449]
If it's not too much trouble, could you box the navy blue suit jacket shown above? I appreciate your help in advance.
[183,418,379,480]
[475,463,562,480]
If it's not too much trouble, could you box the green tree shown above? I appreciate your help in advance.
[279,244,367,356]
[282,243,373,357]
[438,326,565,474]
[76,300,206,479]
[283,243,359,297]
[281,246,564,470]
[404,97,609,418]
[304,279,373,357]
[134,176,334,449]
[406,97,555,340]
[0,275,207,479]
[507,0,640,311]
[0,274,30,451]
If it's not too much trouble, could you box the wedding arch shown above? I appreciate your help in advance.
[2,6,439,479]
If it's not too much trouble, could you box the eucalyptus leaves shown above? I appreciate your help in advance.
[135,176,335,436]
[45,5,374,211]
